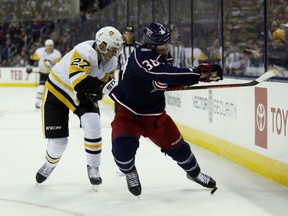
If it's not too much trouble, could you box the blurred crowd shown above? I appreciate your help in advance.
[0,0,117,67]
[0,19,74,67]
[80,0,118,21]
[0,0,75,22]
[0,0,288,76]
[221,0,288,75]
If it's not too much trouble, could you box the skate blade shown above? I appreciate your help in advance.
[116,171,125,177]
[92,185,100,192]
[210,187,218,194]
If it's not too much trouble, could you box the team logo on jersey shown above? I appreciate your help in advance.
[151,80,168,92]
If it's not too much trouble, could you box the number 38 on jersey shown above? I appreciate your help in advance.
[142,59,161,70]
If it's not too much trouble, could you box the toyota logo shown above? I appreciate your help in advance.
[256,103,266,131]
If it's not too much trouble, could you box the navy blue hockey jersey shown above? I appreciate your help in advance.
[111,45,200,116]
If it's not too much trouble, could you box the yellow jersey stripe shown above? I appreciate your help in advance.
[46,82,77,112]
[55,57,61,63]
[50,70,74,93]
[41,86,48,138]
[31,52,40,61]
[72,73,88,88]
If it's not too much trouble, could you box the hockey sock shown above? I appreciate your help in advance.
[80,113,102,167]
[35,85,44,107]
[112,136,139,174]
[46,137,68,167]
[164,141,200,177]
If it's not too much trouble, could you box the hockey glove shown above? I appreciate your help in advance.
[196,64,223,82]
[77,92,103,103]
[101,79,117,95]
[26,65,33,74]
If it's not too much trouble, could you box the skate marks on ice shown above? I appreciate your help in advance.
[0,197,83,216]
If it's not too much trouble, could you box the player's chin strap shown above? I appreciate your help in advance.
[97,44,108,60]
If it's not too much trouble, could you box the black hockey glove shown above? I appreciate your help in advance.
[26,66,33,74]
[77,92,103,103]
[196,64,223,82]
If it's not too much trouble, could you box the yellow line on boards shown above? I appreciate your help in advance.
[0,83,37,87]
[177,123,288,187]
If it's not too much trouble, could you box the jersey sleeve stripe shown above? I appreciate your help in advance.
[45,81,77,112]
[69,70,83,78]
[55,57,61,63]
[49,72,79,104]
[71,73,88,88]
[133,51,198,76]
[50,70,74,93]
[31,52,40,61]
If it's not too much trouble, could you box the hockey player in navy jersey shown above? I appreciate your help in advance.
[105,22,223,196]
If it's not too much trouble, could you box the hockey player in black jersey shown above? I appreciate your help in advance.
[106,22,222,196]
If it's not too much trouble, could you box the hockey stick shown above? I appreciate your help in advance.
[166,66,280,91]
[25,67,35,80]
[25,72,30,80]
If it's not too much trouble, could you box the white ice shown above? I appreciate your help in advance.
[0,87,288,216]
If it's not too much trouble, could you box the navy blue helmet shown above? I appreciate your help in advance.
[143,22,171,46]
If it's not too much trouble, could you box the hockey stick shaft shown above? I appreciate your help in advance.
[166,68,278,91]
[25,72,30,80]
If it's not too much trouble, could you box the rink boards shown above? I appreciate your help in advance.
[0,67,38,87]
[164,80,288,187]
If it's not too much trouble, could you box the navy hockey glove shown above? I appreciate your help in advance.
[196,64,223,82]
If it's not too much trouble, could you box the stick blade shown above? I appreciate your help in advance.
[271,65,286,78]
[255,69,277,83]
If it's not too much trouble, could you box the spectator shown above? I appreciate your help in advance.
[225,42,250,75]
[268,28,287,69]
[207,39,222,65]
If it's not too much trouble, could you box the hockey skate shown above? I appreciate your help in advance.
[87,165,102,188]
[36,164,55,183]
[187,172,216,189]
[126,169,142,196]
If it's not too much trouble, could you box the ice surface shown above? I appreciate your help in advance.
[0,87,288,216]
